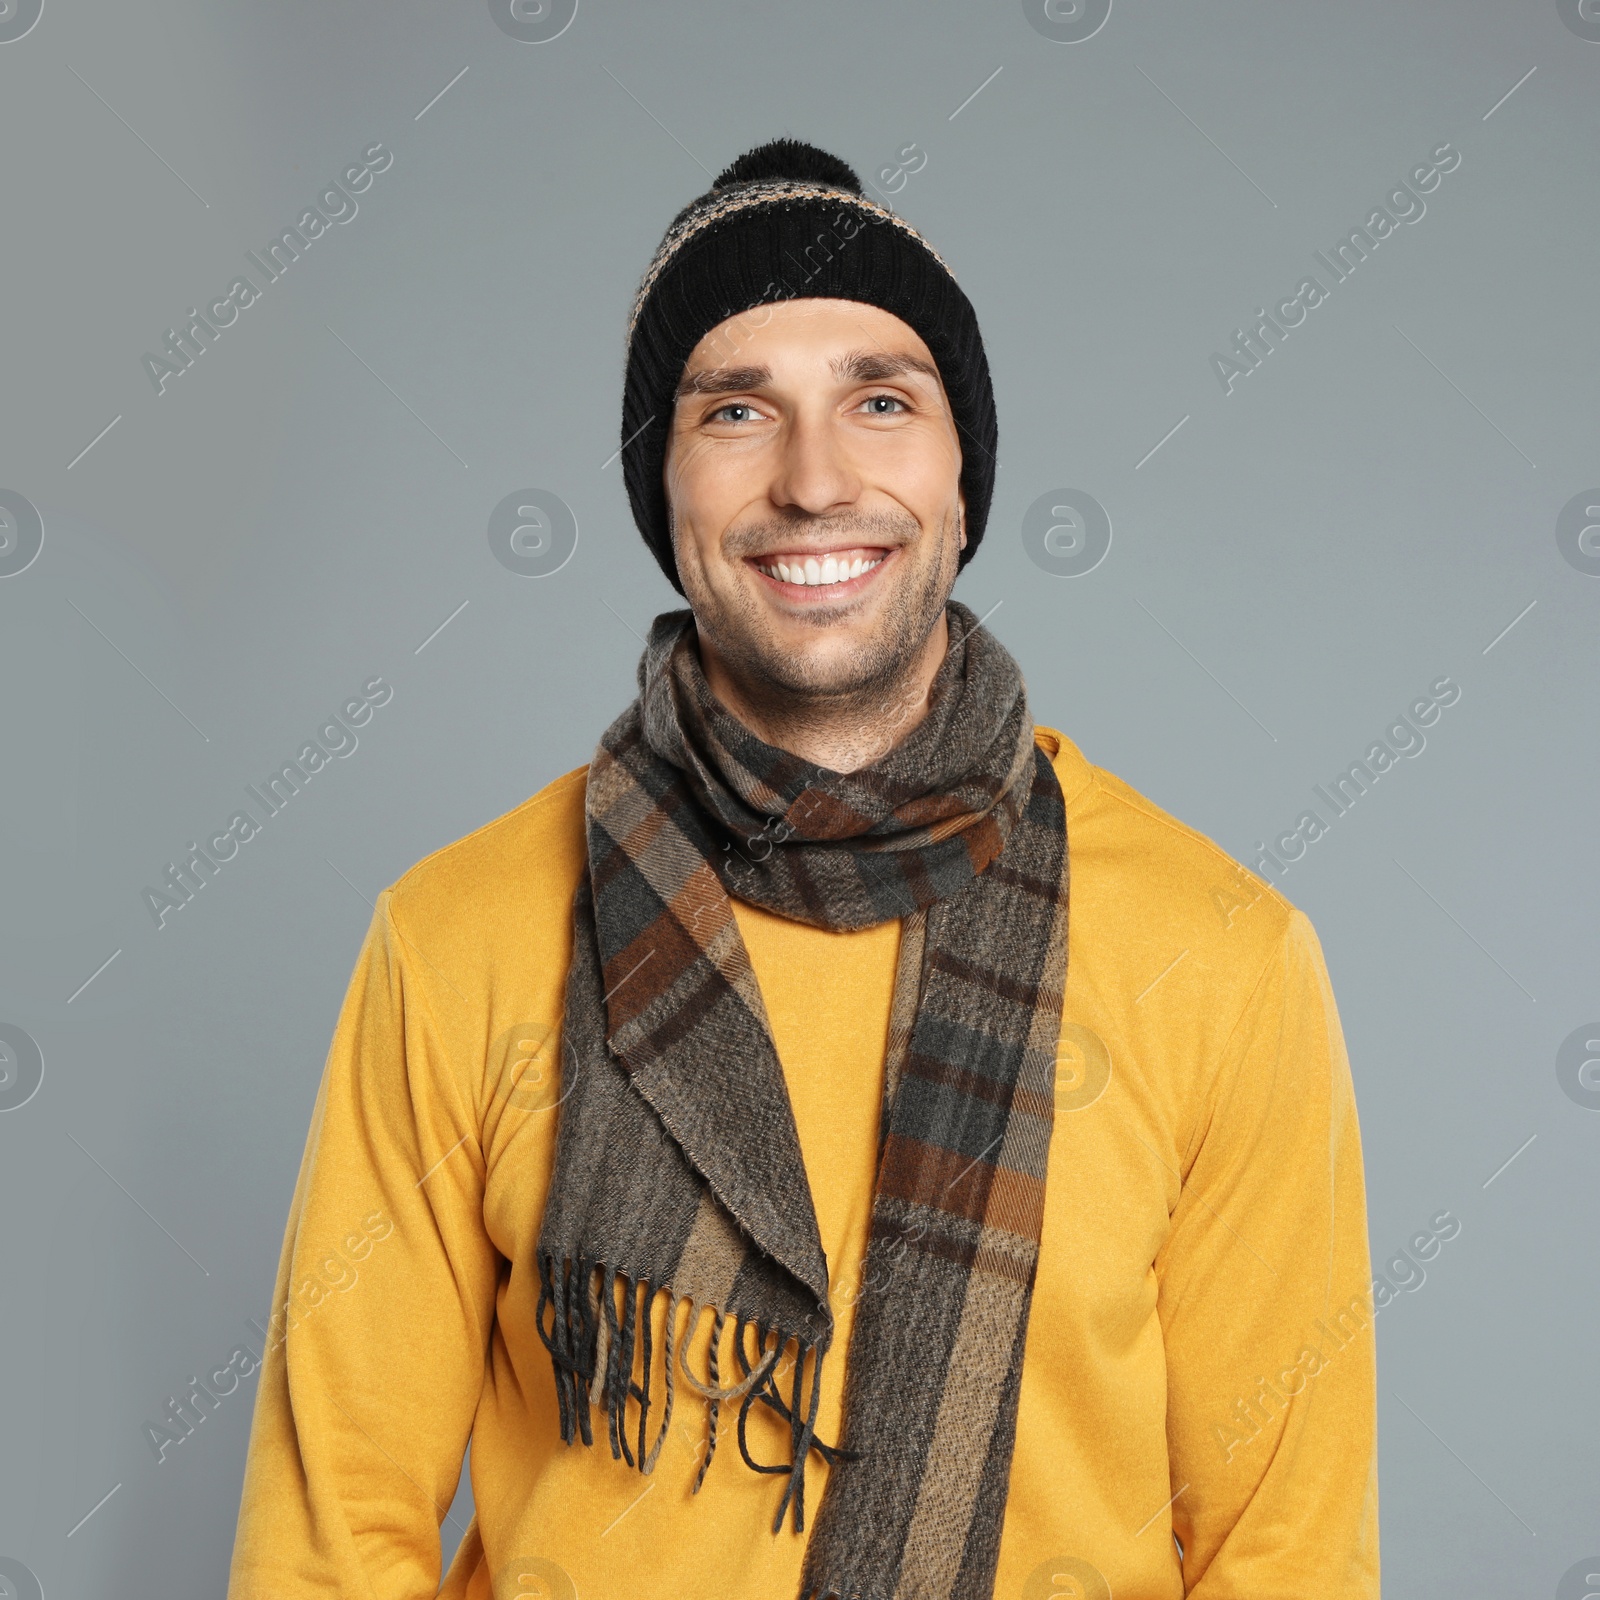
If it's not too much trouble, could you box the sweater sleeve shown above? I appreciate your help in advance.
[1159,908,1380,1596]
[227,889,498,1599]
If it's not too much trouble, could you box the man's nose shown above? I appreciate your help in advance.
[767,410,863,518]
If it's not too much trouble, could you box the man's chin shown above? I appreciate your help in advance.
[728,634,891,700]
[687,551,953,709]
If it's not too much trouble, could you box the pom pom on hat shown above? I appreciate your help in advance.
[712,137,863,194]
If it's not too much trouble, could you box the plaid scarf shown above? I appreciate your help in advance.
[536,599,1069,1599]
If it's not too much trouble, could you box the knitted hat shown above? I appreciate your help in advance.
[621,138,998,597]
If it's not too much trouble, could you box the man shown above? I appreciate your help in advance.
[227,139,1378,1599]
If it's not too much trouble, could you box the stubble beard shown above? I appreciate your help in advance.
[678,504,961,756]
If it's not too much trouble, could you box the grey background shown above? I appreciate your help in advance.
[1,0,1595,1594]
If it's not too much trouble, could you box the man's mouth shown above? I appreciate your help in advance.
[747,546,890,591]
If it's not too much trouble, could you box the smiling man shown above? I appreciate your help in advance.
[667,298,966,775]
[228,141,1379,1600]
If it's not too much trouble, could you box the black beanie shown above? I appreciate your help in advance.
[620,138,998,597]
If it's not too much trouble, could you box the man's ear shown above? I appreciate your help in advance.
[957,490,968,551]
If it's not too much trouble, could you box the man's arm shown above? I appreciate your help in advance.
[227,890,498,1598]
[1159,907,1380,1594]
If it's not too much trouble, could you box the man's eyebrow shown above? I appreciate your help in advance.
[675,364,771,398]
[674,349,943,400]
[830,350,942,385]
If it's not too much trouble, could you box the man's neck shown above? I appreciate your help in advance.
[696,611,950,774]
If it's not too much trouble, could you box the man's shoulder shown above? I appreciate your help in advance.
[1034,724,1299,982]
[383,763,590,942]
[376,732,1301,991]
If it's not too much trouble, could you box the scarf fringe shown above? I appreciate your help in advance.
[536,1251,856,1531]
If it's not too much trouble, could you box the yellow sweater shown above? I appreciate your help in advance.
[227,727,1378,1599]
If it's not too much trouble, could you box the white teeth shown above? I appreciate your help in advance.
[758,555,884,586]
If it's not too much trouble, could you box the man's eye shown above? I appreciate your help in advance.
[861,394,907,415]
[710,403,760,423]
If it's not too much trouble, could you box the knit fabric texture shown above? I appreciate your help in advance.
[620,138,999,597]
[534,599,1068,1599]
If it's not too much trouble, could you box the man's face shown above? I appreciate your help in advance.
[663,297,966,702]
